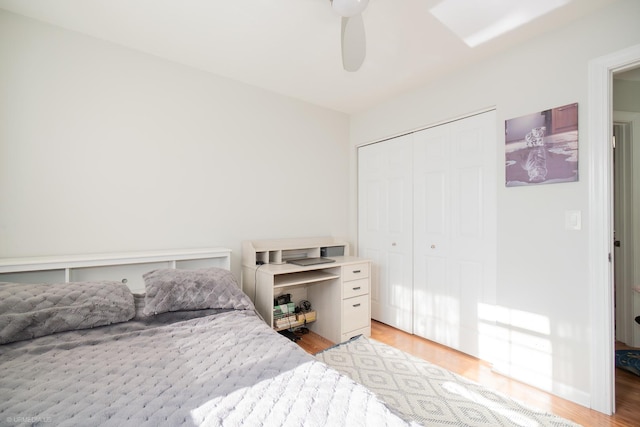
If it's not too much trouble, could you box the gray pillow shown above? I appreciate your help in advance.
[142,267,254,315]
[0,281,135,345]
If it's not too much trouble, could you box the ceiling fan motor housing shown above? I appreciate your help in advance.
[331,0,369,17]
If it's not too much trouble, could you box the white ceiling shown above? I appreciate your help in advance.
[0,0,619,114]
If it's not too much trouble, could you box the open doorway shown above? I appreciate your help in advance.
[613,67,640,405]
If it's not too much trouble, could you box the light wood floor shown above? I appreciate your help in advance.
[295,321,639,427]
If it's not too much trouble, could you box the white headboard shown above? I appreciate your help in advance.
[0,248,232,293]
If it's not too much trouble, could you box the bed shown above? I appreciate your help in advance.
[0,264,410,426]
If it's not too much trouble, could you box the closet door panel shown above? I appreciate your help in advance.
[453,123,487,260]
[358,136,413,333]
[413,111,497,360]
[413,124,450,340]
[417,130,449,256]
[452,114,497,353]
[382,136,413,333]
[359,143,385,324]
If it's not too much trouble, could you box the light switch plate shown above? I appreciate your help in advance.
[565,210,582,230]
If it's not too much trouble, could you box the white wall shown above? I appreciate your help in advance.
[349,0,640,407]
[0,10,350,278]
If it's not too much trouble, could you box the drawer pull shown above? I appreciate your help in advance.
[352,286,361,291]
[353,269,361,274]
[353,303,361,308]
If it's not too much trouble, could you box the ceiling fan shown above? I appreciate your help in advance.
[330,0,369,72]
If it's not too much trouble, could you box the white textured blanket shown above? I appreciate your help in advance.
[0,310,409,427]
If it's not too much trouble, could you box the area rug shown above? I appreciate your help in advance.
[316,336,581,427]
[615,349,640,376]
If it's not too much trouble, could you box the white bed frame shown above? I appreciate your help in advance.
[0,248,231,293]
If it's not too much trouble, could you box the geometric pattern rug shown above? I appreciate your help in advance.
[316,335,582,427]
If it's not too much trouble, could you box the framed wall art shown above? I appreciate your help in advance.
[505,103,578,187]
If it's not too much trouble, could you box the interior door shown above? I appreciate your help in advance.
[413,111,497,359]
[358,134,414,333]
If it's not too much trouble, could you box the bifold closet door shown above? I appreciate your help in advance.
[413,111,497,359]
[358,134,413,333]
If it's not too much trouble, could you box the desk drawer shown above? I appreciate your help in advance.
[343,278,369,299]
[342,294,370,332]
[343,263,369,281]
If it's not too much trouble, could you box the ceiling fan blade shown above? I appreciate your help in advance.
[341,14,366,72]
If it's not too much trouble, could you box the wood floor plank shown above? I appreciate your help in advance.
[296,320,638,426]
[294,329,334,355]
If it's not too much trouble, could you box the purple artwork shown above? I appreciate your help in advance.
[505,103,578,187]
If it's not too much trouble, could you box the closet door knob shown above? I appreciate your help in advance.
[391,242,397,247]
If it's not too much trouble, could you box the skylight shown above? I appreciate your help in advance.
[430,0,570,47]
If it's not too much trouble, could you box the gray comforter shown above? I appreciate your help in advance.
[0,309,409,427]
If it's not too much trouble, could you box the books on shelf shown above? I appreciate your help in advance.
[273,309,316,331]
[273,302,295,318]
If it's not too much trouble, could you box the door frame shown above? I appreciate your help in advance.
[588,43,640,415]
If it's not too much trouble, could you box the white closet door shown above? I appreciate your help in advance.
[358,135,414,333]
[413,111,497,359]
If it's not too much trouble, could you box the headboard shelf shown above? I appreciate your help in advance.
[0,247,232,293]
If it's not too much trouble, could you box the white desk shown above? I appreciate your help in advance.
[242,238,371,344]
